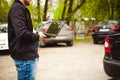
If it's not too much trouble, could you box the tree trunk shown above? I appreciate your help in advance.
[61,0,68,20]
[71,0,85,15]
[108,0,114,20]
[111,0,114,20]
[117,0,120,20]
[65,0,86,24]
[67,0,74,24]
[43,0,49,21]
[37,0,41,22]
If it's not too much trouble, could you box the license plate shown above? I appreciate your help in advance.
[99,29,109,32]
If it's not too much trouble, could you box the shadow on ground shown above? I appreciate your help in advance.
[107,77,120,80]
[0,50,10,55]
[40,43,71,48]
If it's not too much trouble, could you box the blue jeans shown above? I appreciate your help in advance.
[14,58,39,80]
[34,41,39,52]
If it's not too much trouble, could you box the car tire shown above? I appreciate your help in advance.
[93,38,98,44]
[66,42,73,46]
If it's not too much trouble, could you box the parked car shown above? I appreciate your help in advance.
[37,21,74,47]
[92,20,120,44]
[103,34,120,79]
[0,23,37,51]
[0,24,9,51]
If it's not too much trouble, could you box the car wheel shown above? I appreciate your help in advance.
[66,42,73,46]
[93,38,98,44]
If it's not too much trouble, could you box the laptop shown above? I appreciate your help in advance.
[43,21,62,38]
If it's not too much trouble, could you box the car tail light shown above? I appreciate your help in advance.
[66,27,72,31]
[92,26,99,31]
[110,26,120,30]
[104,36,111,54]
[42,28,48,32]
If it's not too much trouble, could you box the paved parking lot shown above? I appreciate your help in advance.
[0,42,111,80]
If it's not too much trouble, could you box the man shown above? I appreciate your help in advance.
[8,0,46,80]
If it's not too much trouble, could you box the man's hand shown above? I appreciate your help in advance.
[39,32,46,40]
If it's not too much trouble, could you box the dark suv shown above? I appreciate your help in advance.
[103,34,120,79]
[92,20,120,44]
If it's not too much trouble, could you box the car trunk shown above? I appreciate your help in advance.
[110,34,120,60]
[95,25,120,34]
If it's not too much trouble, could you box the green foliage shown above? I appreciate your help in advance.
[27,4,44,28]
[27,5,37,27]
[54,3,64,20]
[75,36,92,42]
[1,0,120,24]
[0,0,10,23]
[80,0,120,21]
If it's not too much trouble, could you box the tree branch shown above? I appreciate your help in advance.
[65,0,86,20]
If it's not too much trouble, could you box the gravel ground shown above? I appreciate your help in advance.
[0,42,111,80]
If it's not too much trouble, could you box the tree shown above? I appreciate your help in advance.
[80,0,120,21]
[37,0,41,22]
[62,0,86,24]
[54,2,64,20]
[0,0,10,23]
[43,0,49,21]
[115,0,120,20]
[62,0,68,20]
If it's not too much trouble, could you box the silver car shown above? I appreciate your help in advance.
[37,21,74,47]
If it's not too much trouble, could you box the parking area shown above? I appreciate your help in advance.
[0,42,111,80]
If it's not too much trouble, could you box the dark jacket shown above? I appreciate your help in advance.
[8,0,39,60]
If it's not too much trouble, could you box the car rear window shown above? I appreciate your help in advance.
[108,21,119,25]
[98,21,108,25]
[98,21,119,26]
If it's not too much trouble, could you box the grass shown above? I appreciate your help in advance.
[74,35,92,42]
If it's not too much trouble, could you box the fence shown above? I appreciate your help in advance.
[70,19,95,39]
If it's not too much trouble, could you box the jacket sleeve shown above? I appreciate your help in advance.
[9,4,39,42]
